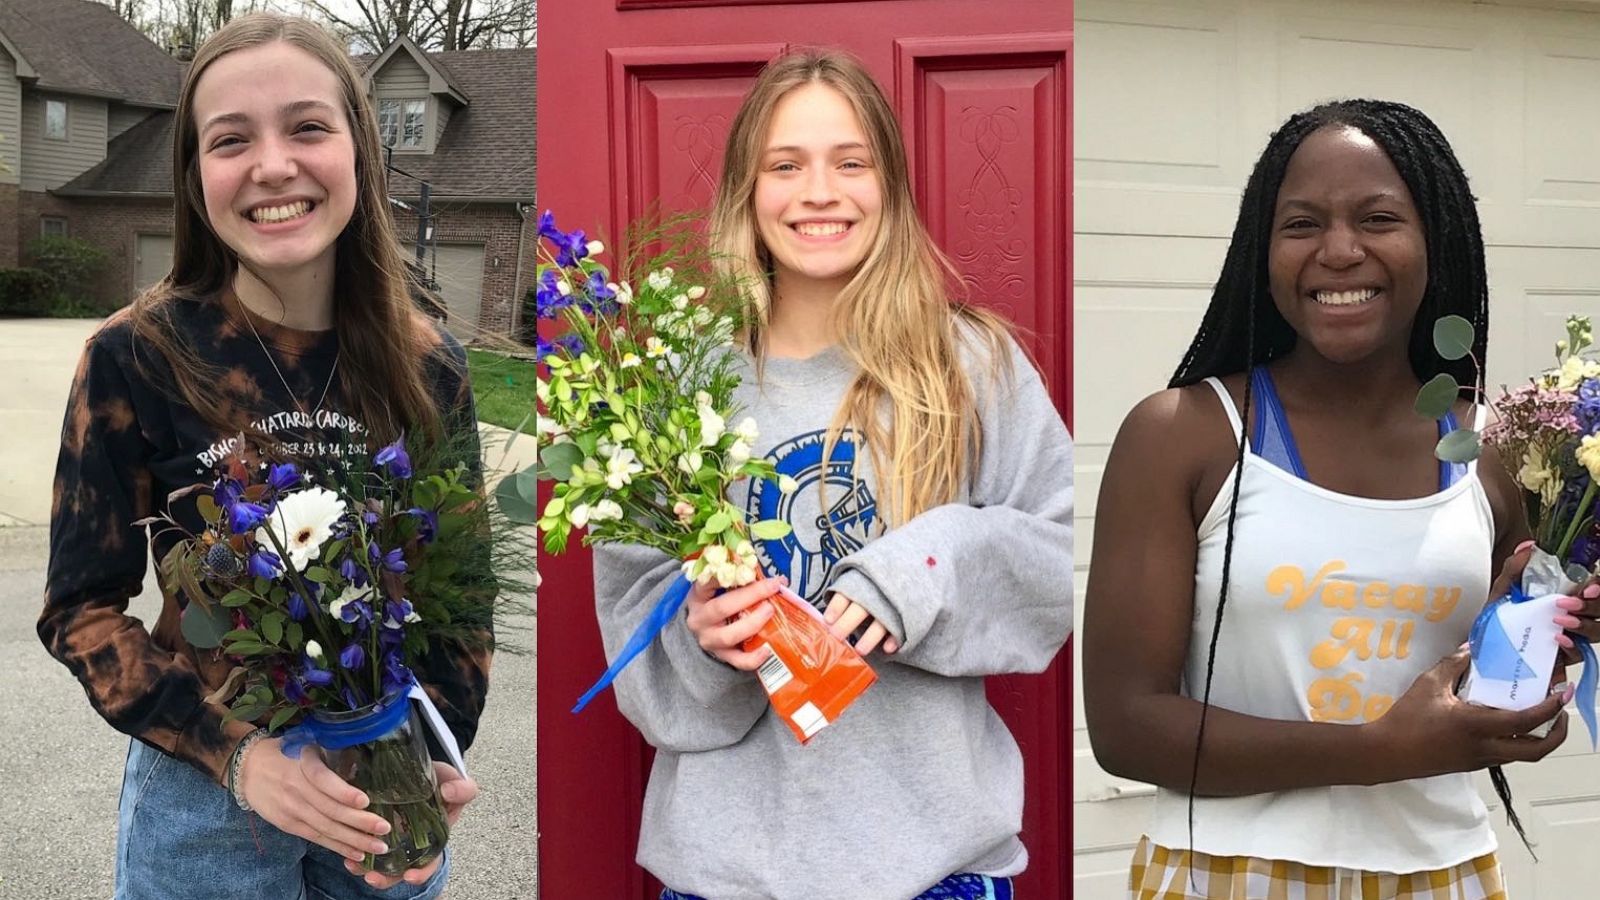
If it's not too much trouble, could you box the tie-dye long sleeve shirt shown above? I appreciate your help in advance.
[39,295,491,785]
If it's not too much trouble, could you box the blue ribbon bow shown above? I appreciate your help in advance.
[572,573,694,713]
[279,681,416,758]
[1469,584,1599,748]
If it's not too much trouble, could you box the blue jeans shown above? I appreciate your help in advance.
[115,738,450,900]
[663,872,1014,900]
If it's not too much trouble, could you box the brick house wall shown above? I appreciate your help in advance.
[390,200,533,338]
[16,191,173,308]
[0,183,18,268]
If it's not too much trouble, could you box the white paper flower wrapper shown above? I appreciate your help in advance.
[1459,548,1571,717]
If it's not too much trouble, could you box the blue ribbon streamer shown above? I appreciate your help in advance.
[573,573,693,713]
[1469,583,1600,749]
[279,681,415,758]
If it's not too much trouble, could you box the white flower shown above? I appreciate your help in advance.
[556,277,572,296]
[698,403,726,447]
[677,451,703,477]
[693,307,712,326]
[255,487,345,572]
[605,448,643,490]
[596,438,617,460]
[305,640,324,660]
[615,282,634,305]
[673,500,695,523]
[778,475,799,494]
[569,503,591,528]
[620,352,642,369]
[647,269,673,292]
[671,293,689,311]
[536,414,569,444]
[586,239,605,256]
[405,607,422,624]
[734,417,759,443]
[590,499,624,522]
[645,336,668,358]
[687,285,706,300]
[726,438,751,465]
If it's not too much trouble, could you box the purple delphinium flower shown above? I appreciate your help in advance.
[381,649,414,693]
[581,272,618,316]
[384,599,414,629]
[554,228,589,268]
[286,591,309,622]
[339,556,367,587]
[378,547,408,574]
[1578,379,1600,433]
[537,209,563,243]
[338,643,365,670]
[248,549,284,580]
[363,510,380,526]
[217,477,269,535]
[341,686,364,711]
[374,438,412,479]
[266,463,300,493]
[404,507,438,544]
[535,269,571,320]
[284,675,309,706]
[302,661,334,687]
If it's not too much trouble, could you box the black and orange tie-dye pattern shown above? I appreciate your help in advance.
[39,293,490,786]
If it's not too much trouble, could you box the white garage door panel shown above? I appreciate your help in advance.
[134,233,172,292]
[430,243,485,341]
[1075,2,1600,897]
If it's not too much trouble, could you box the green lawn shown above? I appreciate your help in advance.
[467,348,536,432]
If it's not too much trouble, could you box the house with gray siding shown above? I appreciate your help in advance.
[0,0,536,340]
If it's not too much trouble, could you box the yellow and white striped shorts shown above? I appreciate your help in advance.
[1129,836,1507,900]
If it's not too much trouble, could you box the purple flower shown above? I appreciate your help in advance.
[378,547,408,574]
[1579,379,1600,432]
[374,438,412,479]
[382,650,414,693]
[338,643,365,670]
[248,549,284,580]
[554,228,589,268]
[379,626,405,649]
[266,463,300,493]
[580,271,619,316]
[537,209,563,243]
[217,477,269,535]
[404,507,439,544]
[339,599,373,627]
[286,591,309,622]
[341,686,364,710]
[535,269,572,320]
[284,676,308,706]
[339,556,366,587]
[384,599,414,629]
[302,661,334,687]
[363,510,380,526]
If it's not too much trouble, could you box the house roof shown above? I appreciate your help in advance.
[364,36,470,106]
[356,47,535,202]
[0,0,181,107]
[57,44,534,203]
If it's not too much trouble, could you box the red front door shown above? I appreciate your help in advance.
[536,2,1072,897]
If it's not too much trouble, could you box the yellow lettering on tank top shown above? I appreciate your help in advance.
[1272,561,1465,724]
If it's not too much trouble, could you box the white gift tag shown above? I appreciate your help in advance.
[1462,593,1563,711]
[408,683,468,778]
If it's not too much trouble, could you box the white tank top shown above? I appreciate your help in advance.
[1146,377,1498,872]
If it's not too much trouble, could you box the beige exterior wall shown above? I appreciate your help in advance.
[107,103,152,142]
[20,91,107,192]
[0,49,21,185]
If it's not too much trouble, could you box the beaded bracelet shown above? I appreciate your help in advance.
[226,728,270,812]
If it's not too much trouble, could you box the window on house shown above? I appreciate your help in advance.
[40,217,67,239]
[45,99,67,140]
[379,98,427,149]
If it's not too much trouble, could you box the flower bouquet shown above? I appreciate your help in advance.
[145,437,496,874]
[521,211,876,742]
[1417,315,1598,746]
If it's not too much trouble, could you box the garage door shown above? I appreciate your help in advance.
[1075,1,1600,896]
[134,233,172,292]
[429,243,485,341]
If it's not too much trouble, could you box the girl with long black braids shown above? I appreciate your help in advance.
[1083,99,1578,898]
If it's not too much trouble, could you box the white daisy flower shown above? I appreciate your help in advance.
[255,487,346,572]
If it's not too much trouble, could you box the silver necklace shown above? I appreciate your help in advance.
[238,300,341,420]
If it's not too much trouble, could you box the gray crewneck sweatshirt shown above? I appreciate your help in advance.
[592,329,1074,900]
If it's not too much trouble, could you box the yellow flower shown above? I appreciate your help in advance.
[1523,444,1566,507]
[1579,435,1600,484]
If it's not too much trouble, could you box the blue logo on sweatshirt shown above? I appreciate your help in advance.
[746,429,878,605]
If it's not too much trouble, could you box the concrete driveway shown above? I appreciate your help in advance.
[0,317,538,898]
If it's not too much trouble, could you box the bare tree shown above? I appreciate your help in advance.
[301,0,534,53]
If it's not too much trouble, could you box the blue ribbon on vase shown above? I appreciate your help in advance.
[1469,584,1599,748]
[279,680,416,757]
[573,573,695,713]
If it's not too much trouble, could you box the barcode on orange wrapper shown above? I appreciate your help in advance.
[792,701,828,739]
[757,647,793,694]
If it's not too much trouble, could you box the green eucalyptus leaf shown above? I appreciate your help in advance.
[268,706,298,733]
[704,512,732,534]
[180,601,233,650]
[219,589,253,608]
[1414,373,1460,419]
[497,466,542,525]
[1433,316,1474,361]
[262,612,285,646]
[1436,428,1482,463]
[537,442,585,481]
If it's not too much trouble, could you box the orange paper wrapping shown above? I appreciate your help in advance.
[738,583,876,742]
